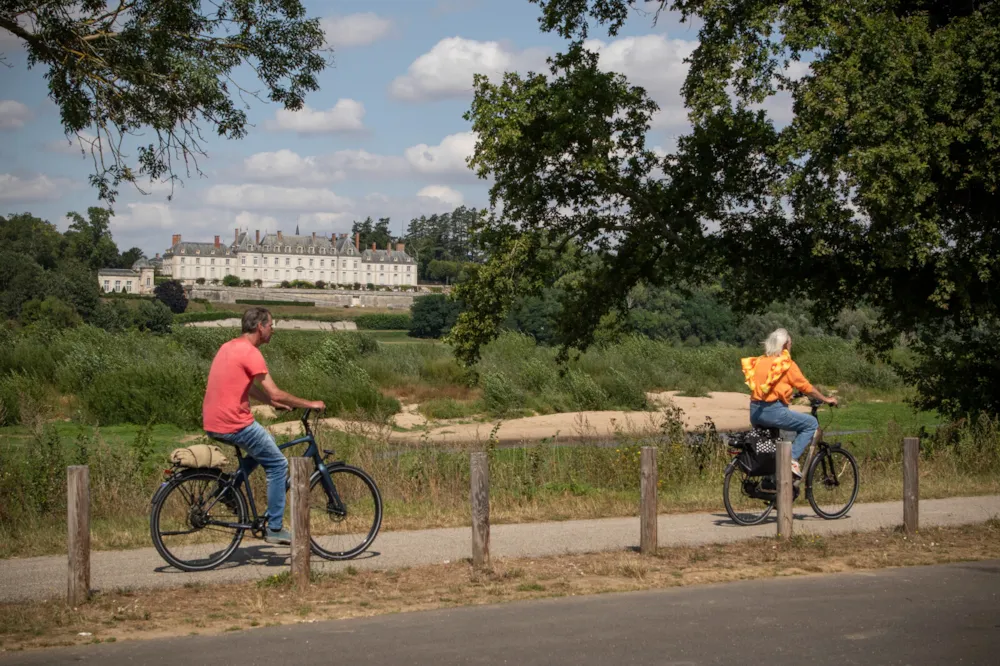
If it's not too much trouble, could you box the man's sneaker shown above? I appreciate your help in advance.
[265,528,293,545]
[790,460,803,479]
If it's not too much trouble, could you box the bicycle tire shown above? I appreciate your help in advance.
[723,462,775,526]
[806,447,859,520]
[150,468,248,572]
[308,465,383,560]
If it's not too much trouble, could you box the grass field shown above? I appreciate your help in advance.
[1,397,996,560]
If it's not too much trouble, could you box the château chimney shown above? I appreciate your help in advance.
[172,234,182,246]
[214,235,220,248]
[396,243,405,252]
[255,230,260,244]
[234,228,238,243]
[277,230,283,242]
[371,242,376,251]
[155,253,160,260]
[354,233,360,250]
[312,231,316,241]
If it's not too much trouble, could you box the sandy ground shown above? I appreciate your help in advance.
[263,391,809,444]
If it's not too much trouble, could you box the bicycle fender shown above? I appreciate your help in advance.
[150,468,224,505]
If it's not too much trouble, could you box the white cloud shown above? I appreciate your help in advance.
[390,37,549,101]
[234,211,280,231]
[417,185,464,208]
[244,149,333,183]
[321,13,392,48]
[295,212,352,229]
[46,131,100,155]
[326,150,409,176]
[405,132,477,176]
[0,100,32,129]
[110,202,179,231]
[204,184,353,212]
[271,99,366,133]
[584,35,697,131]
[0,173,62,202]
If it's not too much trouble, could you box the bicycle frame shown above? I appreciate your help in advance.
[208,409,346,533]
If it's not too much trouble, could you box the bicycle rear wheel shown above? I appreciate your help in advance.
[150,469,247,571]
[308,465,382,560]
[806,447,859,519]
[723,462,775,526]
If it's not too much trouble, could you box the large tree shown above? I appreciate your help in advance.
[1,1,327,203]
[448,0,1000,415]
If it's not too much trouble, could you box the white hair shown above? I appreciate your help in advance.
[763,328,791,357]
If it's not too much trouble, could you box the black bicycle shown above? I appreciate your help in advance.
[723,396,859,526]
[150,408,382,571]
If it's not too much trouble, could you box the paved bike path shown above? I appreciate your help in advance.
[1,495,998,603]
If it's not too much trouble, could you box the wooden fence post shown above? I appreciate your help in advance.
[470,451,490,570]
[67,465,90,606]
[290,457,311,591]
[640,446,657,554]
[776,441,793,539]
[903,437,919,534]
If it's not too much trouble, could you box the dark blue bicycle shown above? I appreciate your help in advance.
[150,408,382,572]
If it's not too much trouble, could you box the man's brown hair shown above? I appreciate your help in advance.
[242,307,271,334]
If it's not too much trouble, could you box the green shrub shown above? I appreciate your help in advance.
[354,313,410,330]
[235,299,315,306]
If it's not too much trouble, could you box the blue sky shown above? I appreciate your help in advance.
[0,0,727,257]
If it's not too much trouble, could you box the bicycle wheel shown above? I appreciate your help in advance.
[308,465,383,560]
[806,447,859,520]
[150,469,248,571]
[723,462,775,526]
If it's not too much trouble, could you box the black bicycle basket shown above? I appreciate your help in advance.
[731,429,778,476]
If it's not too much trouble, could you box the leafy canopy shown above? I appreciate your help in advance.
[1,0,327,202]
[450,0,1000,415]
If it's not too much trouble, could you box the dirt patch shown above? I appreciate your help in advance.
[284,391,809,444]
[2,521,997,652]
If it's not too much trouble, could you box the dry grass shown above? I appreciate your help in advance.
[2,520,998,653]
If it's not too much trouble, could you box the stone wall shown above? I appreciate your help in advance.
[189,286,417,309]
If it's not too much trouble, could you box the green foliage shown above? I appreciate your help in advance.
[352,217,393,251]
[410,295,464,339]
[174,311,238,324]
[154,280,188,314]
[135,300,174,334]
[222,275,241,287]
[456,0,1000,416]
[403,206,483,282]
[4,1,328,203]
[20,296,82,330]
[354,313,411,330]
[91,299,136,333]
[235,299,314,306]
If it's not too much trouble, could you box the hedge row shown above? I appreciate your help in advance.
[235,299,315,306]
[174,311,241,324]
[354,313,411,330]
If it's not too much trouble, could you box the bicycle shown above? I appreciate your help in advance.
[150,408,383,572]
[722,396,859,526]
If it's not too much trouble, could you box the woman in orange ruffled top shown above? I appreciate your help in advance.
[741,328,838,478]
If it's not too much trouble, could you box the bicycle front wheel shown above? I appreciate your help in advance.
[309,465,383,560]
[806,447,859,520]
[150,469,247,571]
[723,462,775,526]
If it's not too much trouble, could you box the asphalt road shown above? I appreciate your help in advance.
[2,495,999,602]
[3,560,999,665]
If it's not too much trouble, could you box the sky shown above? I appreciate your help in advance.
[0,0,779,258]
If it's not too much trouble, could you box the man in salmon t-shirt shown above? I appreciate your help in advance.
[203,307,324,545]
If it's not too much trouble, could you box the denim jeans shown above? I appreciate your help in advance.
[207,421,287,531]
[749,400,818,460]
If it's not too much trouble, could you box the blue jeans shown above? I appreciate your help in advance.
[750,400,818,460]
[207,421,287,532]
